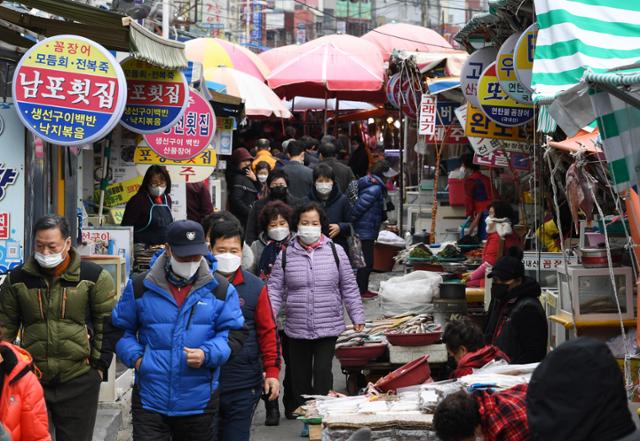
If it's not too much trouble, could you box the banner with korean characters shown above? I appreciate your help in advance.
[213,117,234,155]
[120,58,189,134]
[478,62,534,126]
[134,142,217,183]
[143,88,216,160]
[461,47,497,108]
[514,23,537,93]
[473,149,531,171]
[463,103,533,142]
[13,35,126,145]
[0,102,25,274]
[93,175,143,208]
[496,33,532,104]
[422,100,467,144]
[418,94,437,136]
[523,251,577,272]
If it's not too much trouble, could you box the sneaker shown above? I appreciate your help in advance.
[264,399,280,426]
[361,291,378,299]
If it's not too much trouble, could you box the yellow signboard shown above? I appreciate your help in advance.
[217,117,234,131]
[514,23,537,92]
[478,63,534,127]
[134,145,217,167]
[465,104,533,142]
[95,175,143,208]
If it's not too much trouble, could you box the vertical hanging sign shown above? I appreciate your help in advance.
[418,94,437,136]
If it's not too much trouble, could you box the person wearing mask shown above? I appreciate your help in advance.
[442,317,509,379]
[433,385,530,441]
[301,136,320,167]
[484,256,547,364]
[252,139,278,171]
[0,328,51,441]
[268,203,365,413]
[201,212,255,272]
[462,153,493,236]
[228,148,260,226]
[527,338,640,441]
[112,220,245,441]
[186,181,214,225]
[255,161,273,195]
[245,170,300,246]
[466,201,522,288]
[0,215,117,441]
[318,142,356,193]
[282,140,313,199]
[348,136,370,179]
[122,165,173,245]
[209,221,281,440]
[307,164,352,252]
[351,161,390,299]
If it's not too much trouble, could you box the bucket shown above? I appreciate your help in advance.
[448,178,465,206]
[373,242,403,272]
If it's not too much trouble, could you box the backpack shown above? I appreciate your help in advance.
[281,241,340,272]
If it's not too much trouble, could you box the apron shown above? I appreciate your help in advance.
[134,195,173,245]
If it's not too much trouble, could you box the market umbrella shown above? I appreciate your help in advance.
[185,38,271,81]
[285,97,376,112]
[362,23,454,61]
[259,44,305,71]
[304,34,383,70]
[203,67,292,119]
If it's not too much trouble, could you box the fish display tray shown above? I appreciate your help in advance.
[384,331,442,347]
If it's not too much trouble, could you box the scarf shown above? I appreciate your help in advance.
[164,257,199,288]
[259,239,288,280]
[486,217,512,238]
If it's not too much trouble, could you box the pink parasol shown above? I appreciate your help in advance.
[362,23,453,61]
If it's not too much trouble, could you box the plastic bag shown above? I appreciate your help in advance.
[448,166,466,180]
[379,271,443,316]
[347,226,366,269]
[377,230,406,247]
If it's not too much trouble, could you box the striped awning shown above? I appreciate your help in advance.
[532,0,640,103]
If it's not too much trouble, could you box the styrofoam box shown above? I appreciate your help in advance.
[389,343,448,365]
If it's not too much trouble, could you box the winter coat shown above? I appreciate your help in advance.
[351,175,387,240]
[318,158,355,193]
[307,186,352,251]
[464,170,493,217]
[112,253,245,416]
[268,237,365,340]
[186,182,214,224]
[0,342,50,441]
[228,170,259,226]
[485,277,547,364]
[0,249,117,384]
[451,345,510,379]
[483,220,522,266]
[245,194,301,246]
[121,192,173,245]
[252,150,279,171]
[282,160,313,199]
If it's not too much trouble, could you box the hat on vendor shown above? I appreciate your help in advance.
[231,147,254,164]
[488,256,524,280]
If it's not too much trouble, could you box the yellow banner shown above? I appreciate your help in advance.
[464,104,533,142]
[134,146,217,167]
[95,176,143,208]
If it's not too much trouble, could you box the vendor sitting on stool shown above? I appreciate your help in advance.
[443,317,510,379]
[433,385,530,441]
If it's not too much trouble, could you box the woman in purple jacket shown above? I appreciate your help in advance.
[268,202,365,410]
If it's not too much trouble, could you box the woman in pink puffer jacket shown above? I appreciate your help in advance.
[269,202,365,413]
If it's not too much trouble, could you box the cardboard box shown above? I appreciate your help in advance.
[389,343,447,364]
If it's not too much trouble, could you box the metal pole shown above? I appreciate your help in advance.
[162,0,170,39]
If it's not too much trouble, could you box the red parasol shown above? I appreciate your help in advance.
[362,23,454,62]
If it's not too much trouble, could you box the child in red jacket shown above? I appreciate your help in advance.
[0,340,50,441]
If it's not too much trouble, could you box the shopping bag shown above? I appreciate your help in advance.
[347,225,367,269]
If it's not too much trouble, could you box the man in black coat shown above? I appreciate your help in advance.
[282,140,313,199]
[317,142,355,194]
[484,256,547,364]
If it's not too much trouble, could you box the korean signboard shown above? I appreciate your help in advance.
[418,94,437,136]
[13,35,126,145]
[120,58,189,134]
[137,163,214,184]
[214,117,234,155]
[478,62,534,126]
[496,33,532,104]
[464,104,534,141]
[143,88,216,160]
[424,125,467,145]
[134,144,217,167]
[514,24,538,93]
[523,252,577,272]
[460,47,497,108]
[473,150,531,171]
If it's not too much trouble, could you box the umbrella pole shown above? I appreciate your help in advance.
[97,136,112,226]
[323,91,328,135]
[334,98,340,137]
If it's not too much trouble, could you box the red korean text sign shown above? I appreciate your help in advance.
[13,35,126,145]
[143,88,216,160]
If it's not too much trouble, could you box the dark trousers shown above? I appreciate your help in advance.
[356,239,375,294]
[287,336,338,408]
[217,387,261,441]
[45,368,102,441]
[132,388,218,441]
[262,330,295,414]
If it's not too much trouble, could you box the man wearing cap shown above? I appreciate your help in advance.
[228,147,260,226]
[112,220,245,441]
[484,256,547,364]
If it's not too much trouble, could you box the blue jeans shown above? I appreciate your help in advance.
[217,387,261,441]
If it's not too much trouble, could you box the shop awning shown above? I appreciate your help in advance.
[548,129,601,154]
[0,0,187,69]
[392,50,468,77]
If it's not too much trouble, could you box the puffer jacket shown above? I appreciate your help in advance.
[0,249,117,384]
[351,174,387,240]
[268,237,365,340]
[307,186,352,251]
[112,253,245,416]
[0,342,50,441]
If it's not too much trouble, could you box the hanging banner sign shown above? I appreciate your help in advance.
[463,104,533,142]
[136,163,214,184]
[418,94,437,135]
[13,35,126,145]
[478,62,534,126]
[496,33,532,104]
[461,47,498,108]
[94,175,143,208]
[473,150,531,171]
[143,88,216,160]
[514,23,538,93]
[120,58,189,134]
[134,145,217,167]
[213,117,234,155]
[424,124,467,144]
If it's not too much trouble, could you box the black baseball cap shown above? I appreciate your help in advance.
[488,256,525,280]
[166,220,209,257]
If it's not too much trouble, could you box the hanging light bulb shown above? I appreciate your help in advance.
[386,116,394,124]
[393,120,401,129]
[367,118,375,124]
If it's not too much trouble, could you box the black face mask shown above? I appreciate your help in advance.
[270,187,288,200]
[491,283,510,300]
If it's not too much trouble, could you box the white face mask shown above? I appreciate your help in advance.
[268,226,290,242]
[170,256,201,280]
[34,251,65,269]
[215,253,242,275]
[149,185,166,197]
[315,182,333,195]
[297,225,322,245]
[257,174,268,184]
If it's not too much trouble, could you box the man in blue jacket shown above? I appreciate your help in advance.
[112,220,245,441]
